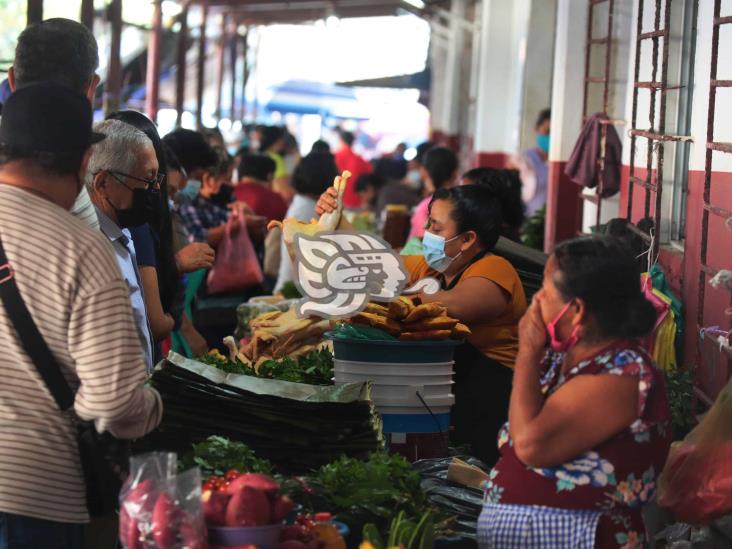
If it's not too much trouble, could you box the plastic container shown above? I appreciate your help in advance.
[382,412,451,433]
[334,370,453,387]
[328,335,460,363]
[333,359,455,376]
[208,524,283,549]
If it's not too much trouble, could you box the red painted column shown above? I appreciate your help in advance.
[545,161,582,249]
[145,0,163,122]
[175,4,189,126]
[27,0,42,25]
[196,0,209,129]
[105,0,122,115]
[80,0,94,30]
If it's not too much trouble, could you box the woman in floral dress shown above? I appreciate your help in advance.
[479,236,672,548]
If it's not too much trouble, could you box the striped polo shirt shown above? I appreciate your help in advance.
[0,184,163,524]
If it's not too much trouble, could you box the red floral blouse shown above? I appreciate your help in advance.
[486,342,672,548]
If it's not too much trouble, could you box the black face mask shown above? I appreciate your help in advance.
[144,188,163,228]
[109,188,149,228]
[210,184,234,208]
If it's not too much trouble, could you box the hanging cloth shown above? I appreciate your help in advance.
[564,113,623,198]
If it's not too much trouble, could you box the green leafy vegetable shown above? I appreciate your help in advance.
[179,435,274,477]
[280,281,302,300]
[665,366,699,440]
[364,510,435,549]
[293,453,443,541]
[197,349,334,386]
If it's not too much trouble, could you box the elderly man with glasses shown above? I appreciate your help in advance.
[86,119,166,372]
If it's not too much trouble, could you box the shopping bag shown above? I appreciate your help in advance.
[657,377,732,524]
[206,214,263,295]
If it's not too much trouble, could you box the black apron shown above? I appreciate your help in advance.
[442,253,513,468]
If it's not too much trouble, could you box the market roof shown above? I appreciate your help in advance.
[198,0,448,24]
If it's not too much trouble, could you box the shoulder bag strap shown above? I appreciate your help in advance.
[0,238,75,411]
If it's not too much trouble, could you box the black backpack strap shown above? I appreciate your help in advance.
[0,238,75,411]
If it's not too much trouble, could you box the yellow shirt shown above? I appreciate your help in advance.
[405,254,527,368]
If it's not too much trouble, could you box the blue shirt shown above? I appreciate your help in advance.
[177,194,229,243]
[96,208,154,372]
[128,224,158,267]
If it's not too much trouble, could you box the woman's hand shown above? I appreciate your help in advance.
[315,187,339,216]
[518,298,547,359]
[176,243,215,273]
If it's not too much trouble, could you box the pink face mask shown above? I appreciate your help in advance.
[546,301,581,352]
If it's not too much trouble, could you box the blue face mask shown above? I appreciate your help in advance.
[537,134,550,154]
[423,231,462,273]
[405,169,421,190]
[175,179,201,203]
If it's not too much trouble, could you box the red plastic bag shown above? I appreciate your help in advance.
[119,452,208,549]
[207,214,263,295]
[657,378,732,524]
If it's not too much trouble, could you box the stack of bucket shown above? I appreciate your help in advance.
[330,337,459,460]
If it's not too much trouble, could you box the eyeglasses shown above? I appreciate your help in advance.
[108,170,165,190]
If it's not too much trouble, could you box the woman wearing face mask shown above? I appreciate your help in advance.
[479,236,671,548]
[509,109,550,218]
[401,145,459,256]
[317,183,527,464]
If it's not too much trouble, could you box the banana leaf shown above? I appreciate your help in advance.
[137,354,384,473]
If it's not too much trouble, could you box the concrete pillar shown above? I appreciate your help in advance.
[473,0,531,168]
[439,0,468,151]
[428,31,447,146]
[543,0,588,251]
[519,0,557,152]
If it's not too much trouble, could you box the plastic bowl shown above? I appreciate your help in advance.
[208,523,283,549]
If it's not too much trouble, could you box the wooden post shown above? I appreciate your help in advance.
[80,0,94,30]
[196,0,209,129]
[240,32,249,122]
[27,0,42,25]
[176,3,189,126]
[214,13,227,120]
[229,23,238,121]
[145,0,163,122]
[105,0,123,114]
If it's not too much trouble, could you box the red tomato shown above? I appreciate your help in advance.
[225,469,241,481]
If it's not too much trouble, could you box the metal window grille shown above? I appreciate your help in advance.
[626,0,691,255]
[695,0,732,408]
[580,0,617,233]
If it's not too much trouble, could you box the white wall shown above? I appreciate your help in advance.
[473,0,531,155]
[519,0,557,152]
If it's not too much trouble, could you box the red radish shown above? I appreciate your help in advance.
[225,486,271,527]
[180,512,208,549]
[202,489,230,526]
[124,479,155,514]
[119,506,142,549]
[272,496,295,523]
[151,492,182,549]
[279,541,309,549]
[226,473,279,496]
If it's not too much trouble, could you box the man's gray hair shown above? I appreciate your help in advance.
[86,120,152,190]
